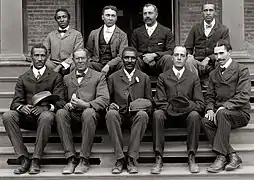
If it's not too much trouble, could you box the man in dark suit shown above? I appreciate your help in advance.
[55,48,109,174]
[43,8,84,75]
[202,40,250,173]
[105,47,153,174]
[86,5,128,76]
[131,3,175,75]
[151,46,204,174]
[184,3,230,88]
[2,44,65,174]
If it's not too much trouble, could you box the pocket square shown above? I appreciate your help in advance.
[158,42,163,45]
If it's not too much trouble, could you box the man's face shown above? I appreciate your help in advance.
[73,51,88,72]
[32,48,47,70]
[123,50,137,72]
[143,5,158,26]
[172,47,187,69]
[56,11,69,29]
[202,4,215,24]
[214,45,231,66]
[102,9,117,27]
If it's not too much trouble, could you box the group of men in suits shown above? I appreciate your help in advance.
[2,1,251,176]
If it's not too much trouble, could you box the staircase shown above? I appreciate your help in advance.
[0,60,254,180]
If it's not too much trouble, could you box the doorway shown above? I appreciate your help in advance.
[80,0,174,44]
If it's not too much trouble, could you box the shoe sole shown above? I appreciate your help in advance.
[207,168,224,173]
[225,163,242,171]
[151,167,163,174]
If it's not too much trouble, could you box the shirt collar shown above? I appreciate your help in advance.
[32,66,46,76]
[76,68,88,75]
[59,25,69,31]
[145,21,158,30]
[172,65,185,76]
[221,58,232,69]
[123,68,136,81]
[104,24,115,33]
[204,19,215,29]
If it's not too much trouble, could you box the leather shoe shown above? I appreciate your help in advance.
[29,158,40,175]
[225,153,242,171]
[74,158,90,174]
[207,154,227,173]
[126,156,138,174]
[188,153,200,173]
[62,156,77,174]
[151,155,163,174]
[112,158,125,174]
[14,156,30,174]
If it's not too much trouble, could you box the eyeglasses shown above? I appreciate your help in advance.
[123,56,136,62]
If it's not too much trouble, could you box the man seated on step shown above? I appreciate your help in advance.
[86,5,128,76]
[105,46,153,174]
[43,8,84,76]
[55,48,109,174]
[151,46,205,174]
[2,44,65,175]
[131,3,175,76]
[184,3,230,89]
[202,40,251,173]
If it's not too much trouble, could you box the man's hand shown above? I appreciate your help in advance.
[201,57,210,67]
[143,53,158,64]
[71,94,90,109]
[108,103,119,111]
[54,65,63,73]
[64,102,74,111]
[205,109,215,122]
[101,64,110,75]
[31,105,49,116]
[20,105,33,115]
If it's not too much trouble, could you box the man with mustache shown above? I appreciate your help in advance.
[184,3,230,89]
[86,5,128,76]
[131,3,175,75]
[43,8,84,75]
[105,47,153,174]
[202,40,250,173]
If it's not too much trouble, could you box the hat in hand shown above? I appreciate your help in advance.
[32,91,60,106]
[167,95,196,116]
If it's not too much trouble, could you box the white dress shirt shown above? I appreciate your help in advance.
[145,21,158,37]
[172,66,185,79]
[123,68,136,82]
[220,58,232,74]
[204,19,215,37]
[76,68,88,84]
[33,66,46,79]
[58,26,70,69]
[103,24,115,44]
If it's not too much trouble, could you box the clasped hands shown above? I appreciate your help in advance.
[205,107,225,126]
[20,102,49,116]
[64,93,90,111]
[143,53,157,66]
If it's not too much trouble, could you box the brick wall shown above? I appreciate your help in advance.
[26,0,76,54]
[244,0,254,54]
[178,0,221,45]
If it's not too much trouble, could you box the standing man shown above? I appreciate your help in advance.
[202,40,250,173]
[184,3,230,88]
[151,46,204,174]
[131,3,175,75]
[2,44,65,174]
[55,48,109,174]
[86,5,128,76]
[105,47,153,174]
[43,8,84,75]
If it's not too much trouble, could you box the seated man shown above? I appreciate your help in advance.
[105,47,153,174]
[2,44,65,174]
[86,5,128,76]
[184,3,230,88]
[43,8,84,75]
[131,3,175,75]
[202,40,250,173]
[55,48,109,174]
[151,46,204,174]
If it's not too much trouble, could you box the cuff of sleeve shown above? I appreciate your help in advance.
[49,104,55,111]
[16,105,23,112]
[61,62,70,69]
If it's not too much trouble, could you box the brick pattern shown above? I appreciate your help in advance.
[245,0,254,41]
[26,0,76,54]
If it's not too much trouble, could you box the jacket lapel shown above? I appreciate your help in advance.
[150,23,161,38]
[129,70,139,86]
[95,26,102,56]
[207,20,219,38]
[120,68,130,84]
[167,68,178,82]
[79,68,92,85]
[70,70,79,87]
[37,68,50,83]
[141,25,149,38]
[198,22,205,37]
[26,68,37,83]
[221,60,238,82]
[178,69,188,83]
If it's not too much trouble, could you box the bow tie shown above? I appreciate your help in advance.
[76,73,86,78]
[206,24,212,28]
[220,67,226,72]
[58,29,67,33]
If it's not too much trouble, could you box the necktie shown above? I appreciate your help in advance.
[37,71,41,80]
[206,24,212,28]
[58,29,67,33]
[220,67,226,73]
[76,73,85,78]
[176,72,181,80]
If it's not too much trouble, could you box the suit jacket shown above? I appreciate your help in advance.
[154,68,204,115]
[86,25,128,68]
[131,23,175,59]
[10,67,65,111]
[64,68,109,111]
[108,69,153,114]
[43,28,84,65]
[205,60,251,113]
[184,19,230,62]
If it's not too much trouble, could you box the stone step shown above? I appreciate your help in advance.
[0,164,254,180]
[0,61,30,77]
[0,77,17,92]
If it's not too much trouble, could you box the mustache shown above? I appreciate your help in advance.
[145,17,152,21]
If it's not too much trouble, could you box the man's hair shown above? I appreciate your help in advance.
[54,8,70,21]
[215,40,232,51]
[31,44,47,56]
[173,46,188,56]
[201,3,216,11]
[143,3,158,14]
[102,5,118,15]
[73,48,90,58]
[122,47,138,58]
